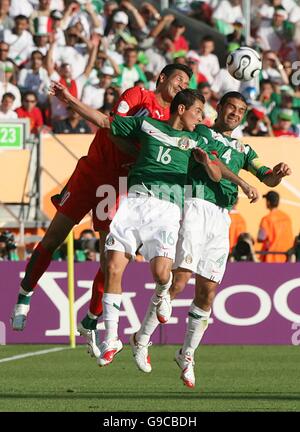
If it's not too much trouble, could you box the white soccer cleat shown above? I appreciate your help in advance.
[174,349,195,389]
[129,333,152,373]
[11,304,30,331]
[156,293,172,323]
[97,339,123,367]
[77,322,101,358]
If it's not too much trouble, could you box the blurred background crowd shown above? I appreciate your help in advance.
[0,0,299,262]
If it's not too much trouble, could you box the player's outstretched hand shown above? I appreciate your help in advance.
[273,162,292,179]
[241,183,259,203]
[49,81,71,104]
[193,147,210,165]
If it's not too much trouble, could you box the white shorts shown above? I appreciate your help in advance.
[174,198,231,283]
[105,194,181,261]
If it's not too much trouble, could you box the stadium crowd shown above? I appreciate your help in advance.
[1,0,300,136]
[0,0,299,262]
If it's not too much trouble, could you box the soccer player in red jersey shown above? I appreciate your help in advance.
[11,64,193,357]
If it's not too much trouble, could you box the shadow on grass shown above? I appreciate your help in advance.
[0,392,300,402]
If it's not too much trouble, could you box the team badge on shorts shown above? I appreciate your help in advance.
[106,235,115,246]
[185,254,193,264]
[178,137,191,150]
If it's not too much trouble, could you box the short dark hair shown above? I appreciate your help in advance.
[15,15,29,22]
[156,63,192,87]
[263,191,279,208]
[22,91,37,102]
[170,89,205,114]
[2,92,15,102]
[219,91,247,106]
[201,35,214,43]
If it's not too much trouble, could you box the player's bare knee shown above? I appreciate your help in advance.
[152,269,171,286]
[106,260,123,283]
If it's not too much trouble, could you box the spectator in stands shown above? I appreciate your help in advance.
[99,86,120,116]
[63,0,102,38]
[198,82,217,126]
[188,36,220,85]
[18,50,50,107]
[52,106,91,134]
[0,59,21,109]
[0,92,17,118]
[74,229,98,262]
[260,51,289,85]
[229,232,258,262]
[258,79,279,112]
[0,230,18,261]
[82,64,116,110]
[106,33,127,67]
[228,200,247,252]
[50,9,65,47]
[139,1,162,33]
[4,15,34,66]
[242,108,274,136]
[150,15,189,55]
[272,109,298,136]
[257,6,295,59]
[104,9,134,51]
[213,0,244,34]
[186,55,208,89]
[101,0,119,36]
[0,40,9,65]
[114,47,147,92]
[30,0,52,34]
[46,32,98,120]
[0,91,15,118]
[258,190,294,262]
[16,91,44,135]
[0,0,14,41]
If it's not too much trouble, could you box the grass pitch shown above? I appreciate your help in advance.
[0,344,299,412]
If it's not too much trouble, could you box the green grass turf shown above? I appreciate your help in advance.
[0,344,299,412]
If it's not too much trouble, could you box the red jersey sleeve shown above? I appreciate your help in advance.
[112,86,144,117]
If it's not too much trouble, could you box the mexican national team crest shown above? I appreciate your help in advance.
[178,136,191,150]
[106,235,115,246]
[185,254,193,264]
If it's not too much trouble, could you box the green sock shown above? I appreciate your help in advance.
[17,293,32,305]
[81,314,98,330]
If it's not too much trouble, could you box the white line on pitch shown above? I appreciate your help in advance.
[0,347,69,364]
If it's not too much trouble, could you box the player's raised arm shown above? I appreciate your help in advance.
[262,162,292,186]
[49,81,110,129]
[214,158,260,203]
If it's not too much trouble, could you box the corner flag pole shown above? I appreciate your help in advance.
[67,231,76,348]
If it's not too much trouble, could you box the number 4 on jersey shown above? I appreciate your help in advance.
[221,149,232,164]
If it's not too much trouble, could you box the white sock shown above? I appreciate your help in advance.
[182,302,211,356]
[155,273,172,297]
[103,293,122,341]
[19,287,33,296]
[87,310,98,320]
[136,294,160,346]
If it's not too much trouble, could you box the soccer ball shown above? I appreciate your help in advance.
[226,47,262,81]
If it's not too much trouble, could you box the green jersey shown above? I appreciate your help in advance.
[189,125,272,210]
[110,115,215,207]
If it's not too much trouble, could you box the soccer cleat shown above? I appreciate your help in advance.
[156,293,172,323]
[77,322,101,358]
[10,304,30,331]
[97,339,123,367]
[174,349,195,388]
[129,332,152,373]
